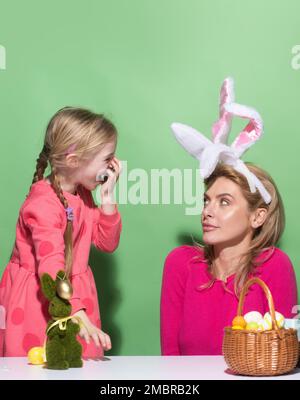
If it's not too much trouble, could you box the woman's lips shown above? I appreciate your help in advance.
[202,224,219,232]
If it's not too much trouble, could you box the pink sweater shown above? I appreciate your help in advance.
[160,245,298,355]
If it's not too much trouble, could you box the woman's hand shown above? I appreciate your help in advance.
[100,157,122,214]
[72,309,112,351]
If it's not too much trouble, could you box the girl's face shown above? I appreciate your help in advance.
[201,177,264,246]
[75,141,116,191]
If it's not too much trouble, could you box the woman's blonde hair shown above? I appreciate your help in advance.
[30,106,117,278]
[196,162,285,297]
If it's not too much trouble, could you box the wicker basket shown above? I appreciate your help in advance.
[222,277,299,376]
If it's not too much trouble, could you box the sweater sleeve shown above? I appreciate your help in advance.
[258,248,298,318]
[160,246,191,355]
[22,196,86,314]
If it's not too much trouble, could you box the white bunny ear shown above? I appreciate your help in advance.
[224,102,263,158]
[171,122,212,160]
[211,77,235,144]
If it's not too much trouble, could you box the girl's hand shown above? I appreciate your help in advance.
[72,310,112,351]
[100,157,122,213]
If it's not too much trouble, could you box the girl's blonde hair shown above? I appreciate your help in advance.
[196,162,285,297]
[30,106,117,278]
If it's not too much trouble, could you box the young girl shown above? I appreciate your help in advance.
[160,78,298,355]
[0,106,122,358]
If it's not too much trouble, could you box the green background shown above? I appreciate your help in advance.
[0,0,299,355]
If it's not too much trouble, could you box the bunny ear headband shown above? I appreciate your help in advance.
[171,77,272,204]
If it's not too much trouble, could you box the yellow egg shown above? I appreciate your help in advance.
[232,316,247,329]
[232,325,244,330]
[246,322,259,331]
[27,347,45,365]
[264,312,285,329]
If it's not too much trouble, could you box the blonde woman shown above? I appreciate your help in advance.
[160,78,298,355]
[0,107,122,358]
[160,163,297,355]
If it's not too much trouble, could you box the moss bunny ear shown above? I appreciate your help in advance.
[56,270,66,282]
[40,273,56,301]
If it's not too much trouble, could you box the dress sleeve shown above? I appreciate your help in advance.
[22,196,86,314]
[160,246,190,355]
[259,249,298,318]
[91,206,122,252]
[80,186,122,253]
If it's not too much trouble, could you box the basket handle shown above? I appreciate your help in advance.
[237,277,281,334]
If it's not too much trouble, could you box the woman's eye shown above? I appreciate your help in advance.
[203,198,208,206]
[220,198,230,206]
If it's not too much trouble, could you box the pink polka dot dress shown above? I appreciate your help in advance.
[0,179,122,358]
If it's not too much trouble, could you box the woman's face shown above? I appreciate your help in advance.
[201,177,260,246]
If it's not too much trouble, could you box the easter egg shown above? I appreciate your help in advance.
[256,319,271,331]
[232,325,244,330]
[262,318,272,331]
[232,316,246,329]
[28,347,45,365]
[245,322,259,331]
[256,319,264,331]
[264,311,285,329]
[56,279,73,300]
[244,311,263,324]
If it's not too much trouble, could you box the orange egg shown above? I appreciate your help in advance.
[232,316,246,329]
[232,325,244,330]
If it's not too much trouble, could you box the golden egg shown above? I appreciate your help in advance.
[56,279,73,300]
[28,347,45,365]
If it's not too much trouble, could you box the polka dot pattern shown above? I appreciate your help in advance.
[11,308,24,325]
[1,185,111,358]
[26,217,36,226]
[38,241,54,257]
[22,333,41,353]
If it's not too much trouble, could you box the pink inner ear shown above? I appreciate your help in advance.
[233,122,259,147]
[212,78,234,143]
[220,77,234,107]
[212,120,223,137]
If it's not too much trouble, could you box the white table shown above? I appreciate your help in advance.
[0,356,299,380]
